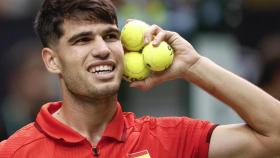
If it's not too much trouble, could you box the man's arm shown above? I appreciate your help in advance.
[129,22,280,157]
[187,57,280,158]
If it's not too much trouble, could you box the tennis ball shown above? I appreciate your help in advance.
[121,21,149,51]
[142,41,174,71]
[123,52,150,82]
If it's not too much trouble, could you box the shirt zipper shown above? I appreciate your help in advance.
[92,146,100,156]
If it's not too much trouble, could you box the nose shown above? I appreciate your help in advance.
[91,36,110,59]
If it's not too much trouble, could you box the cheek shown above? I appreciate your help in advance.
[112,42,124,61]
[58,48,88,71]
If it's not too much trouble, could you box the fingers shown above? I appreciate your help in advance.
[125,19,172,46]
[125,19,137,24]
[129,76,163,91]
[152,30,167,46]
[129,70,173,91]
[144,24,167,46]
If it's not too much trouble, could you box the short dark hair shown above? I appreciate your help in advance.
[34,0,118,47]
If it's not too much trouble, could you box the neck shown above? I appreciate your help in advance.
[54,90,118,145]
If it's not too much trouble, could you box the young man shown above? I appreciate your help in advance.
[1,0,280,157]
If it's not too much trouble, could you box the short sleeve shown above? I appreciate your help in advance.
[153,117,217,158]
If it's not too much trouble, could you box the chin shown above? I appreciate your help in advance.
[93,82,120,97]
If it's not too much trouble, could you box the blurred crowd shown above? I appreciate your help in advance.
[0,0,280,140]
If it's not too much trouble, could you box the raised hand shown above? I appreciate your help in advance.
[129,21,201,91]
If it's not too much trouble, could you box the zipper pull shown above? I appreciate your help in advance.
[92,147,100,156]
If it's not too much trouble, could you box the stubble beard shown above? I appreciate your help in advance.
[63,74,122,102]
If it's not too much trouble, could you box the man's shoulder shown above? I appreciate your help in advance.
[123,112,209,129]
[0,122,47,157]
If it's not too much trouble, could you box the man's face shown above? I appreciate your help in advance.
[54,20,124,99]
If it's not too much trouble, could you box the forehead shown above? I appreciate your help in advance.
[62,20,118,37]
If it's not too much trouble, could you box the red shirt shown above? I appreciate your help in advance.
[0,102,216,158]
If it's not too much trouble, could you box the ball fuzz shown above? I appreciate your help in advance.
[121,21,149,51]
[123,52,150,82]
[142,41,174,71]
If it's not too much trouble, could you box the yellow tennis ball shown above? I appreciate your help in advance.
[123,52,150,82]
[121,21,149,51]
[142,41,174,71]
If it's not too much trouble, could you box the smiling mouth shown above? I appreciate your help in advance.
[88,65,115,74]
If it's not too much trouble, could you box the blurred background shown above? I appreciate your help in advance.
[0,0,280,140]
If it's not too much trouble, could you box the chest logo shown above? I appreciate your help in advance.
[128,150,151,158]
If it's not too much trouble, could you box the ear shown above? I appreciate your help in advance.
[42,48,61,74]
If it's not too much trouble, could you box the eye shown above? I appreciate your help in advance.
[74,37,92,45]
[104,32,120,42]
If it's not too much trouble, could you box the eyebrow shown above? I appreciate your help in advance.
[67,27,121,44]
[102,27,121,36]
[67,31,93,44]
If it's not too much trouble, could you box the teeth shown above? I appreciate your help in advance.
[89,65,113,73]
